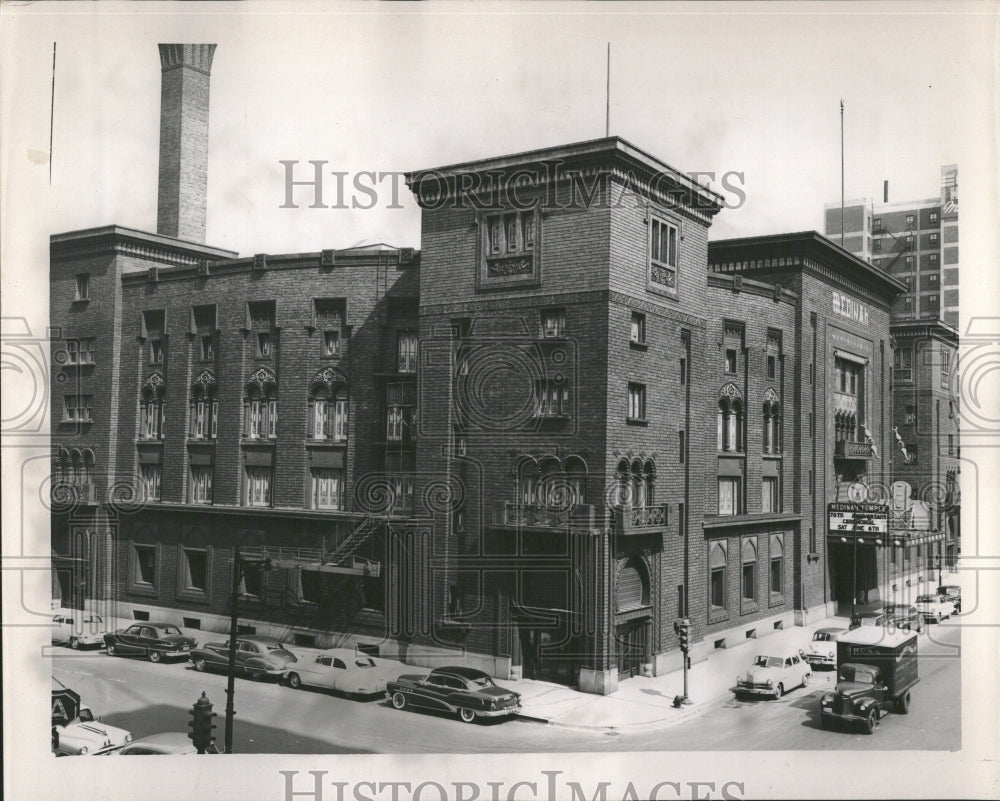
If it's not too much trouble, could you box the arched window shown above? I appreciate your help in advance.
[630,460,646,507]
[243,367,278,440]
[517,455,589,511]
[539,457,562,508]
[769,534,785,595]
[718,384,744,452]
[763,388,781,454]
[709,540,728,609]
[139,372,165,440]
[307,367,348,441]
[617,556,651,611]
[741,537,757,601]
[563,456,587,507]
[190,370,217,440]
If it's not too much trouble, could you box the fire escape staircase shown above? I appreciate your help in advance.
[242,515,383,577]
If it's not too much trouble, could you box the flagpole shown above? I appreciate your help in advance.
[605,43,611,137]
[840,99,845,247]
[50,43,57,185]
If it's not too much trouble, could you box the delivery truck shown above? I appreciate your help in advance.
[819,627,919,734]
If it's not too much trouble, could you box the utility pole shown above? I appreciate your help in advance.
[224,545,242,754]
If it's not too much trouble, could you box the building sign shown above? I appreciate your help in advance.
[831,291,870,327]
[828,502,889,535]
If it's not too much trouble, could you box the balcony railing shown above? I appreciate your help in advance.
[495,502,595,529]
[894,368,913,382]
[52,482,97,504]
[613,503,670,535]
[835,440,874,459]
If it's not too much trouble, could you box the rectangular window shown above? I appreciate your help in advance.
[872,238,881,254]
[678,431,686,464]
[930,232,939,244]
[905,405,916,424]
[311,398,348,441]
[905,256,913,267]
[138,464,161,501]
[941,351,951,388]
[64,395,93,422]
[150,337,164,365]
[190,400,217,439]
[256,332,272,358]
[906,214,915,228]
[679,357,687,385]
[761,476,778,514]
[244,400,278,440]
[65,338,94,365]
[323,330,340,357]
[929,211,939,223]
[725,348,737,373]
[766,354,776,380]
[190,464,213,504]
[540,309,566,338]
[486,210,534,255]
[244,466,272,507]
[718,476,741,516]
[397,331,418,373]
[75,274,90,301]
[385,452,415,514]
[132,545,156,585]
[630,312,646,345]
[627,383,646,421]
[948,434,954,455]
[183,549,207,592]
[770,536,784,595]
[873,217,882,231]
[741,541,757,602]
[649,217,679,291]
[535,379,569,417]
[311,468,343,510]
[385,382,416,440]
[200,335,215,361]
[929,253,939,264]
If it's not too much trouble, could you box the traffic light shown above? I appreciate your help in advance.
[673,618,691,653]
[188,692,217,754]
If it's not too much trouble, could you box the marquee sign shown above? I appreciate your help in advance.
[828,502,889,535]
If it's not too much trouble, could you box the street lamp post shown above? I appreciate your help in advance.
[225,545,271,754]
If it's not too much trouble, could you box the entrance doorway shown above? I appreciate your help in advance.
[615,618,650,679]
[517,620,580,686]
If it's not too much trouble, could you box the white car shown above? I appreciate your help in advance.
[53,706,132,756]
[111,732,219,755]
[803,627,847,669]
[914,594,955,623]
[51,610,108,649]
[735,648,812,699]
[284,649,405,698]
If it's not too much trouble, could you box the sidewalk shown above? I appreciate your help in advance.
[494,618,848,733]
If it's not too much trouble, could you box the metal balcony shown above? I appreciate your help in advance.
[493,502,595,529]
[613,503,669,535]
[835,440,874,459]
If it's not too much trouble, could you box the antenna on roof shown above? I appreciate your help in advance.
[606,42,611,137]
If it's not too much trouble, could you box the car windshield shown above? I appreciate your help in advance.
[265,643,286,651]
[839,665,877,684]
[79,709,95,723]
[813,632,833,642]
[354,657,376,668]
[160,625,182,635]
[916,595,937,603]
[753,656,783,668]
[470,676,495,689]
[83,615,103,624]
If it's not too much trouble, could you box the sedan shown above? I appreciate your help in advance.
[104,623,196,662]
[52,610,109,650]
[883,603,924,633]
[914,594,955,623]
[110,732,219,755]
[386,666,522,723]
[285,649,404,698]
[735,649,811,699]
[190,636,297,681]
[803,627,847,669]
[937,584,961,613]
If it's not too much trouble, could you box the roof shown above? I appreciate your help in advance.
[838,627,917,648]
[430,665,491,679]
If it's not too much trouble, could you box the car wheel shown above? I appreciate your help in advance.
[802,673,811,689]
[773,683,784,700]
[107,644,118,656]
[897,691,911,715]
[69,637,80,650]
[248,669,264,682]
[459,708,477,724]
[287,672,302,690]
[863,707,878,734]
[391,692,407,710]
[148,649,162,663]
[192,657,207,672]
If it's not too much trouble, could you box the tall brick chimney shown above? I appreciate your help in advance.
[156,44,216,243]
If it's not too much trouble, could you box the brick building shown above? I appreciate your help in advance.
[51,43,907,695]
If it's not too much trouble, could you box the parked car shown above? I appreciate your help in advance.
[735,648,811,699]
[914,594,955,623]
[109,732,219,755]
[52,685,132,757]
[803,627,847,669]
[51,610,108,649]
[386,666,522,723]
[285,649,404,697]
[849,609,887,630]
[104,623,196,662]
[190,636,297,681]
[937,584,962,613]
[882,603,924,633]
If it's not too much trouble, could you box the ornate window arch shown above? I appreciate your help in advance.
[190,370,218,439]
[616,555,651,611]
[139,372,165,440]
[717,383,744,452]
[243,367,278,440]
[517,454,589,509]
[307,367,348,441]
[763,388,781,454]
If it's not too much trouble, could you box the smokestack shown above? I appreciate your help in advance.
[883,180,888,203]
[156,44,216,243]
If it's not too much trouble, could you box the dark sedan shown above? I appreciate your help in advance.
[189,636,297,680]
[882,603,924,633]
[386,666,521,724]
[104,623,196,662]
